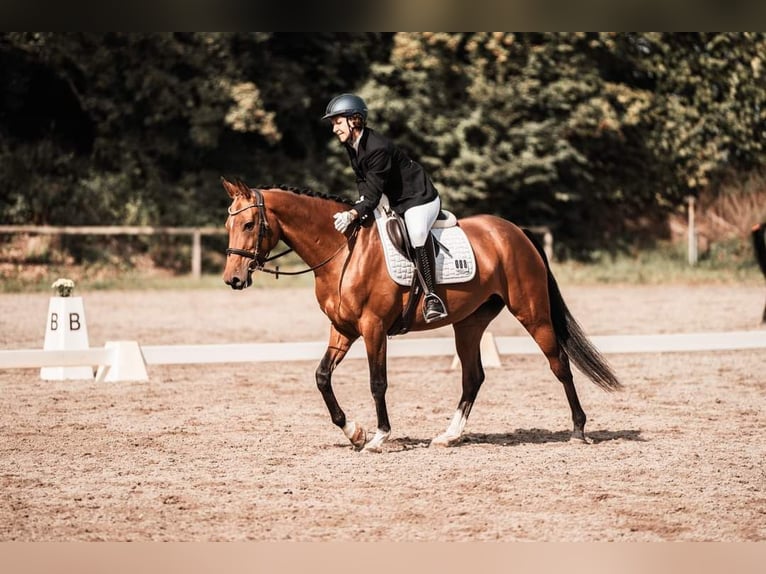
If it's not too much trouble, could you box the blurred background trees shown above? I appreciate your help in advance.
[1,32,764,263]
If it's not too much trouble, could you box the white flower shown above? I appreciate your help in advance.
[52,278,75,297]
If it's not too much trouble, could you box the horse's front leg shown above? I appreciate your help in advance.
[361,324,390,453]
[315,327,366,450]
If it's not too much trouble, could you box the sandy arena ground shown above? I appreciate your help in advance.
[0,281,764,541]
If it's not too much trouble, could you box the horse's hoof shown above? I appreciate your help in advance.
[429,433,460,447]
[571,431,590,444]
[361,430,390,453]
[349,424,367,450]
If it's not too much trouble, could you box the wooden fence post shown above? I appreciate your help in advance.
[191,229,202,279]
[687,195,698,266]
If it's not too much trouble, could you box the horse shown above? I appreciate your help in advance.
[752,222,766,323]
[221,178,622,452]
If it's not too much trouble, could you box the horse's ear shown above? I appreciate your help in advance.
[221,177,238,199]
[233,178,251,198]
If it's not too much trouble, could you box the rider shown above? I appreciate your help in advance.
[322,93,448,323]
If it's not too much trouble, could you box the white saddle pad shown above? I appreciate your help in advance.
[373,206,476,287]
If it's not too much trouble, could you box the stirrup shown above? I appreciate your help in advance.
[423,294,448,323]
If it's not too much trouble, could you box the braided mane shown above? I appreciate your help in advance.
[254,184,352,206]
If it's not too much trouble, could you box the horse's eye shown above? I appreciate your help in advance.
[244,221,255,231]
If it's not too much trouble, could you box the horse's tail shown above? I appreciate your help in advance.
[752,223,766,278]
[522,229,623,392]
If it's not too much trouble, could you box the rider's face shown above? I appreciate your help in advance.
[331,116,354,144]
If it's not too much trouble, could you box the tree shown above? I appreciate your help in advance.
[2,33,765,262]
[0,33,389,229]
[355,32,766,255]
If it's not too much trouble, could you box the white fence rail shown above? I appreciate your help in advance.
[1,348,113,369]
[141,331,766,363]
[0,331,763,383]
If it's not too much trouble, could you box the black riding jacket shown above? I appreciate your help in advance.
[343,128,438,222]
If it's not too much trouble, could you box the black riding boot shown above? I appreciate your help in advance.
[414,245,448,323]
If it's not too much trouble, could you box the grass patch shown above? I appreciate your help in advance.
[552,243,763,286]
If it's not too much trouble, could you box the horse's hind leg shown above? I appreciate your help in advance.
[521,320,588,443]
[431,296,504,447]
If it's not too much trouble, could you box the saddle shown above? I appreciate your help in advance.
[385,209,456,261]
[375,196,473,337]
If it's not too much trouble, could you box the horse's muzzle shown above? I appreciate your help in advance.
[223,269,253,290]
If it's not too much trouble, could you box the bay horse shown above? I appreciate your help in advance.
[221,178,622,452]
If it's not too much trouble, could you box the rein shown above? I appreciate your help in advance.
[226,189,356,278]
[259,237,352,278]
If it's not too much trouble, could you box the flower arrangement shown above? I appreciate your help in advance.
[52,278,75,297]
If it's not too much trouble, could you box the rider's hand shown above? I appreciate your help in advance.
[333,210,356,233]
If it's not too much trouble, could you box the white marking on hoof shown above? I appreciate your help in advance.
[430,433,461,447]
[362,429,390,453]
[343,421,367,450]
[430,409,468,447]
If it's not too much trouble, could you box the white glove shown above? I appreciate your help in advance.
[333,211,355,233]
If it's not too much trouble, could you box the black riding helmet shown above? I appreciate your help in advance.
[322,93,368,121]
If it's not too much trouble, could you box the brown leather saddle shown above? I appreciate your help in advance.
[384,209,455,337]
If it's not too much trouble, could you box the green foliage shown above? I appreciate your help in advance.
[1,32,765,266]
[356,33,766,254]
[0,33,385,231]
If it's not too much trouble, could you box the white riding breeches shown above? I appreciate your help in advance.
[403,196,441,247]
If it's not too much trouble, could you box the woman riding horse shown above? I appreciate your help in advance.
[323,93,448,323]
[222,178,622,452]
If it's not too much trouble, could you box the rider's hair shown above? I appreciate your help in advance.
[348,113,366,131]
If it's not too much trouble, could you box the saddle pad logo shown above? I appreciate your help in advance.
[374,208,477,286]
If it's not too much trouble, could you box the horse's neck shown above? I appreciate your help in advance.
[266,191,347,267]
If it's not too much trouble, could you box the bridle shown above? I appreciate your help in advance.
[225,188,275,270]
[225,187,356,278]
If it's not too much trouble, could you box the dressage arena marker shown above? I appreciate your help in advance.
[0,330,763,382]
[40,296,95,381]
[95,341,148,382]
[449,332,502,369]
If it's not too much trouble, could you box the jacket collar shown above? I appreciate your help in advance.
[345,127,369,155]
[357,127,370,152]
